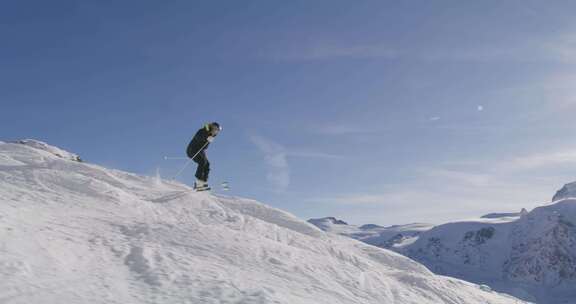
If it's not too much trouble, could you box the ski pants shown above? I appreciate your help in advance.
[193,150,210,182]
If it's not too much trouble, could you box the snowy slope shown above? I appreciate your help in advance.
[308,217,434,249]
[0,140,528,304]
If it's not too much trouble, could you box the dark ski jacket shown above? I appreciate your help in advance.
[187,124,212,159]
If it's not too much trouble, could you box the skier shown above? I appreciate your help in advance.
[186,122,222,191]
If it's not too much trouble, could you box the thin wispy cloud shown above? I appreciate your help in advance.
[288,151,343,160]
[311,119,495,137]
[536,74,576,111]
[271,42,399,61]
[306,169,506,208]
[250,135,344,192]
[419,168,493,187]
[444,147,576,172]
[422,32,576,64]
[250,135,290,192]
[315,125,366,135]
[305,179,555,225]
[304,179,548,225]
[312,123,382,136]
[306,193,406,206]
[506,149,576,170]
[273,34,576,64]
[268,29,576,65]
[541,33,576,64]
[305,146,576,224]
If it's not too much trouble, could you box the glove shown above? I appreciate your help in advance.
[207,136,215,143]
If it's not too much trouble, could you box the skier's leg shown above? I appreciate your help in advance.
[194,151,209,182]
[193,158,202,181]
[202,160,210,182]
[192,151,205,187]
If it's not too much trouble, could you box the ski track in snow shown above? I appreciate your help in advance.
[0,140,529,304]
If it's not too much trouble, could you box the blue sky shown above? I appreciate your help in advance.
[3,0,576,225]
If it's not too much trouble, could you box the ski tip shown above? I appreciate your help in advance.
[221,181,230,191]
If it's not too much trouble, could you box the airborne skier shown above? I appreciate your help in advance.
[186,122,221,191]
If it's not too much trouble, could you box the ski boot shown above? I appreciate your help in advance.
[194,179,211,192]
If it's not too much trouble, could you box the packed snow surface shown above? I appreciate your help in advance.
[0,140,527,303]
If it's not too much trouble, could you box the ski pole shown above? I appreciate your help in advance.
[163,156,189,160]
[172,141,210,180]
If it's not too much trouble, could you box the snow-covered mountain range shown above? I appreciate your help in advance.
[310,185,576,304]
[307,217,434,249]
[0,140,527,303]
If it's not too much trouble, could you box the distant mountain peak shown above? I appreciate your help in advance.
[480,212,521,219]
[553,182,576,202]
[359,224,384,230]
[308,217,348,226]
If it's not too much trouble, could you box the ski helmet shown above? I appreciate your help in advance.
[209,122,222,135]
[211,122,222,131]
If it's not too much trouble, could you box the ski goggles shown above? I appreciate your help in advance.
[210,124,222,135]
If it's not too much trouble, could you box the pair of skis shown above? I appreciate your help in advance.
[195,181,230,192]
[164,156,230,192]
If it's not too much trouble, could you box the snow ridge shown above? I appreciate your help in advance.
[553,182,576,202]
[11,139,82,162]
